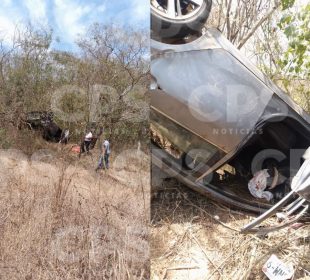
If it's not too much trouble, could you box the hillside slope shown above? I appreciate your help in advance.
[0,146,150,279]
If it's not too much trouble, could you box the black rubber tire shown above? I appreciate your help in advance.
[151,0,212,40]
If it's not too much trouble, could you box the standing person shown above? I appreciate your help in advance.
[59,129,69,144]
[96,138,111,171]
[84,130,93,153]
[79,130,93,157]
[103,139,111,169]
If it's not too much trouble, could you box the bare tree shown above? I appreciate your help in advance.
[0,22,149,144]
[0,24,53,127]
[76,24,149,141]
[206,0,280,49]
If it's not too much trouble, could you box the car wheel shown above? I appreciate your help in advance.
[181,147,210,170]
[151,0,212,40]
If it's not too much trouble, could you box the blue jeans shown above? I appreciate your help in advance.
[98,153,110,169]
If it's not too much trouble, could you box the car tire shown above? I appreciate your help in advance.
[151,0,212,40]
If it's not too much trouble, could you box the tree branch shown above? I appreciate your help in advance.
[237,1,280,49]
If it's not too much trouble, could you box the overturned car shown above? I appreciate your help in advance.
[25,111,69,143]
[150,29,310,232]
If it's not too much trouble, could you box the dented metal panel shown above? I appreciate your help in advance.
[151,28,310,126]
[151,47,273,153]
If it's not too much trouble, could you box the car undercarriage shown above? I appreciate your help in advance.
[150,29,310,233]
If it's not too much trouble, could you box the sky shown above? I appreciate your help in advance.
[0,0,149,51]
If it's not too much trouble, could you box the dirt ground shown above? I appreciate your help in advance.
[151,178,310,280]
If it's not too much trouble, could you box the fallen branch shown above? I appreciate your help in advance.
[162,266,200,280]
[192,234,223,277]
[167,266,200,270]
[241,243,258,279]
[159,228,188,260]
[206,238,254,280]
[183,195,240,232]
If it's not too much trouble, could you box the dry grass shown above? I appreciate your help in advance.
[151,179,310,280]
[0,146,150,279]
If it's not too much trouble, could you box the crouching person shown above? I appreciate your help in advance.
[96,139,111,171]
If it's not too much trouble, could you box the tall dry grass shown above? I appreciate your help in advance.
[0,148,150,279]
